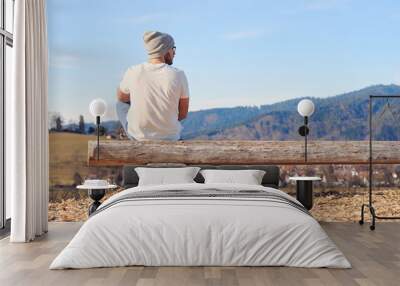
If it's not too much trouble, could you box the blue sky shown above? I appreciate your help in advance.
[47,0,400,122]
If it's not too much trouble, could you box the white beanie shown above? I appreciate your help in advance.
[143,31,175,59]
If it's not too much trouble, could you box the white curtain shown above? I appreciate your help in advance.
[8,0,49,242]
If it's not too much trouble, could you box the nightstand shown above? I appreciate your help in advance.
[288,176,321,210]
[77,184,118,215]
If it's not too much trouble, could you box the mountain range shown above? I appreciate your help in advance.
[181,84,400,140]
[65,84,400,140]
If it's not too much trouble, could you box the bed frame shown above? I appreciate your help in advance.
[122,164,280,189]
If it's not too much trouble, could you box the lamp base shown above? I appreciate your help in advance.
[88,189,106,215]
[298,125,309,136]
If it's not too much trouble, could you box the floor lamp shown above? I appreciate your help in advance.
[89,98,107,161]
[297,99,315,162]
[86,99,108,215]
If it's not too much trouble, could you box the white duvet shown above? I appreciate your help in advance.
[50,183,351,269]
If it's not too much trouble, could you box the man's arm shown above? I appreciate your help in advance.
[117,88,130,103]
[178,97,189,121]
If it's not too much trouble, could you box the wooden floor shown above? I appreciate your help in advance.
[0,222,399,286]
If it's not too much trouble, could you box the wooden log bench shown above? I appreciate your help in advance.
[87,140,400,166]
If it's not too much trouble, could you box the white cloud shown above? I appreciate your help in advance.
[50,52,81,69]
[118,13,166,25]
[223,30,265,41]
[304,0,349,11]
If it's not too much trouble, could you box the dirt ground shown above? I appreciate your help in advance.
[48,188,400,222]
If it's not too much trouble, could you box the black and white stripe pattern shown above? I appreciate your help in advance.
[91,189,310,217]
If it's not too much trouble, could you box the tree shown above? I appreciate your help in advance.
[49,112,63,131]
[55,116,63,131]
[78,115,85,134]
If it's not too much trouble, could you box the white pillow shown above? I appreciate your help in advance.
[200,169,266,185]
[135,167,201,186]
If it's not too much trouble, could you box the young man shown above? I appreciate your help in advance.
[116,31,190,141]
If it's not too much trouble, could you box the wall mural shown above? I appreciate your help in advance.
[47,0,400,222]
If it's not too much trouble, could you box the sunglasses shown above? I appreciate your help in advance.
[172,46,176,52]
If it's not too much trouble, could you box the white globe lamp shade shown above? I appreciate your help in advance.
[89,98,107,117]
[297,99,315,117]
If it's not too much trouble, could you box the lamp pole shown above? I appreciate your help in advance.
[96,115,100,161]
[89,98,107,165]
[304,116,308,163]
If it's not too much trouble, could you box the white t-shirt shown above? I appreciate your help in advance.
[119,62,190,140]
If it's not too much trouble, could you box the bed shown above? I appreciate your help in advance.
[50,165,351,269]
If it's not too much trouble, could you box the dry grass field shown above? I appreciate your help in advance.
[49,132,120,189]
[48,187,400,222]
[49,132,97,186]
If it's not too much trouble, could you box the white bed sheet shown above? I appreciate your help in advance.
[50,183,351,269]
